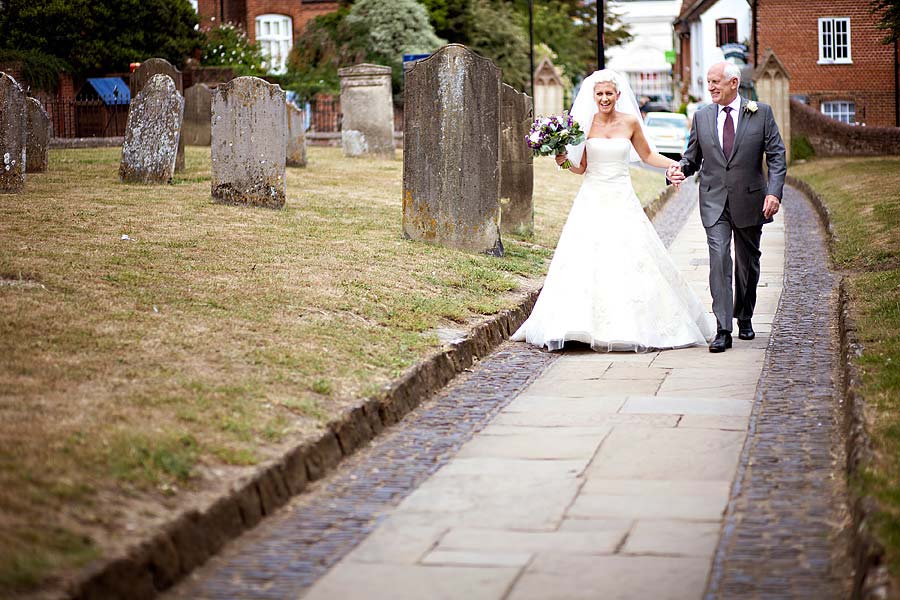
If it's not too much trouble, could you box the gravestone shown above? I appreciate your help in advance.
[119,74,184,184]
[402,45,503,256]
[499,84,534,236]
[131,58,185,171]
[183,83,212,146]
[0,72,27,193]
[26,97,51,173]
[338,63,395,158]
[286,103,307,167]
[211,76,286,209]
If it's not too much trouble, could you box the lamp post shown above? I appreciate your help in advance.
[529,0,535,99]
[597,0,605,70]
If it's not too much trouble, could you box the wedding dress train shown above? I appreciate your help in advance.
[512,137,716,352]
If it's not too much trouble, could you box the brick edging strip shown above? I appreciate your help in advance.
[63,187,677,599]
[785,174,891,599]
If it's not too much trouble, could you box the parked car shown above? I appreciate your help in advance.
[643,111,689,157]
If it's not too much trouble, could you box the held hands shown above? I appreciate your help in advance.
[666,164,685,187]
[763,194,781,219]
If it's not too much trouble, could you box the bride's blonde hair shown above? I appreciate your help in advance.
[593,72,619,91]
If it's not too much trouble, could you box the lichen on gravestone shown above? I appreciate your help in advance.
[119,74,184,184]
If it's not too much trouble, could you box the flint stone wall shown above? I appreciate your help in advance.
[0,72,27,193]
[183,83,212,146]
[211,76,286,209]
[119,74,184,184]
[402,45,503,256]
[132,58,185,171]
[338,63,395,158]
[499,84,533,236]
[286,103,307,167]
[26,97,51,173]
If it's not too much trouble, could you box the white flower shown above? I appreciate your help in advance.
[746,100,759,113]
[540,117,551,126]
[529,131,542,144]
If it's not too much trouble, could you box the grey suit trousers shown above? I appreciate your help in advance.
[706,202,763,333]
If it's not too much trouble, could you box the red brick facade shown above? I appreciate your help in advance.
[196,0,338,48]
[755,0,900,127]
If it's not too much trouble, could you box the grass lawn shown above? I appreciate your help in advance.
[0,145,665,593]
[789,157,900,576]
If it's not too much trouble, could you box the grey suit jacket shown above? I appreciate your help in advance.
[679,97,787,229]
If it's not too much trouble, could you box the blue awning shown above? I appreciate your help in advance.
[85,77,131,105]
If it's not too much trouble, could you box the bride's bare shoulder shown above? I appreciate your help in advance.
[618,112,641,128]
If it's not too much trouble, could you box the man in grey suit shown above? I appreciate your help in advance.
[667,62,786,353]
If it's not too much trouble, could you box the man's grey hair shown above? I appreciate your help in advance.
[723,62,742,83]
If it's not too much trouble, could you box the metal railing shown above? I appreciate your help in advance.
[41,96,129,138]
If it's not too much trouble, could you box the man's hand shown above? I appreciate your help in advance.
[666,164,685,185]
[763,194,781,219]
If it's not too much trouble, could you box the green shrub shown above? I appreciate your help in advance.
[791,135,815,161]
[0,49,70,93]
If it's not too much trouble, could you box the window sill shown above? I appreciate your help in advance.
[817,60,853,65]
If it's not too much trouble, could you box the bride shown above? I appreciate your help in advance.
[511,70,715,352]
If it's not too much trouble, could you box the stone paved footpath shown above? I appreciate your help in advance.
[167,184,850,599]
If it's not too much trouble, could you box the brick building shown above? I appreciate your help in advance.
[196,0,339,73]
[753,0,900,127]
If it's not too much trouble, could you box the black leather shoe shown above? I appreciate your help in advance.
[709,331,732,353]
[738,320,755,340]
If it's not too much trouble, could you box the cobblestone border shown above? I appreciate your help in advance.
[60,183,683,600]
[786,174,891,599]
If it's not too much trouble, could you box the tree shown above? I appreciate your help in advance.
[345,0,445,67]
[872,0,900,43]
[0,0,202,78]
[511,0,632,79]
[467,1,531,91]
[421,0,632,85]
[419,0,476,44]
[284,6,370,100]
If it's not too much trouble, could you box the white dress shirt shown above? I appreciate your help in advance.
[716,95,742,151]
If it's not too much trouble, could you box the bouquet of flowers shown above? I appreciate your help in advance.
[525,113,585,169]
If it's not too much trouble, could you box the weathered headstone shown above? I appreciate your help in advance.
[183,83,212,146]
[286,103,307,168]
[132,58,185,171]
[0,72,27,193]
[499,84,534,236]
[211,76,286,209]
[26,97,51,173]
[402,45,503,256]
[338,63,395,158]
[119,74,184,184]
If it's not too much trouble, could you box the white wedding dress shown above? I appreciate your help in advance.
[512,137,716,352]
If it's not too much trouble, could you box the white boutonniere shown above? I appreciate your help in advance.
[745,100,759,113]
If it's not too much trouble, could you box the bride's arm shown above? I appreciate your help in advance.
[629,117,679,170]
[556,152,587,175]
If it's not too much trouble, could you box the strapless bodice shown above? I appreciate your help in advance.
[584,137,632,183]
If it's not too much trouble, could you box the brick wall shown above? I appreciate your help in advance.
[791,98,900,156]
[197,0,338,44]
[756,0,899,127]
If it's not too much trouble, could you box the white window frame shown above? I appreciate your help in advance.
[255,14,293,75]
[818,18,852,64]
[821,100,856,124]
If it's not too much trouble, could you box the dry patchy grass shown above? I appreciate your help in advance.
[0,146,664,593]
